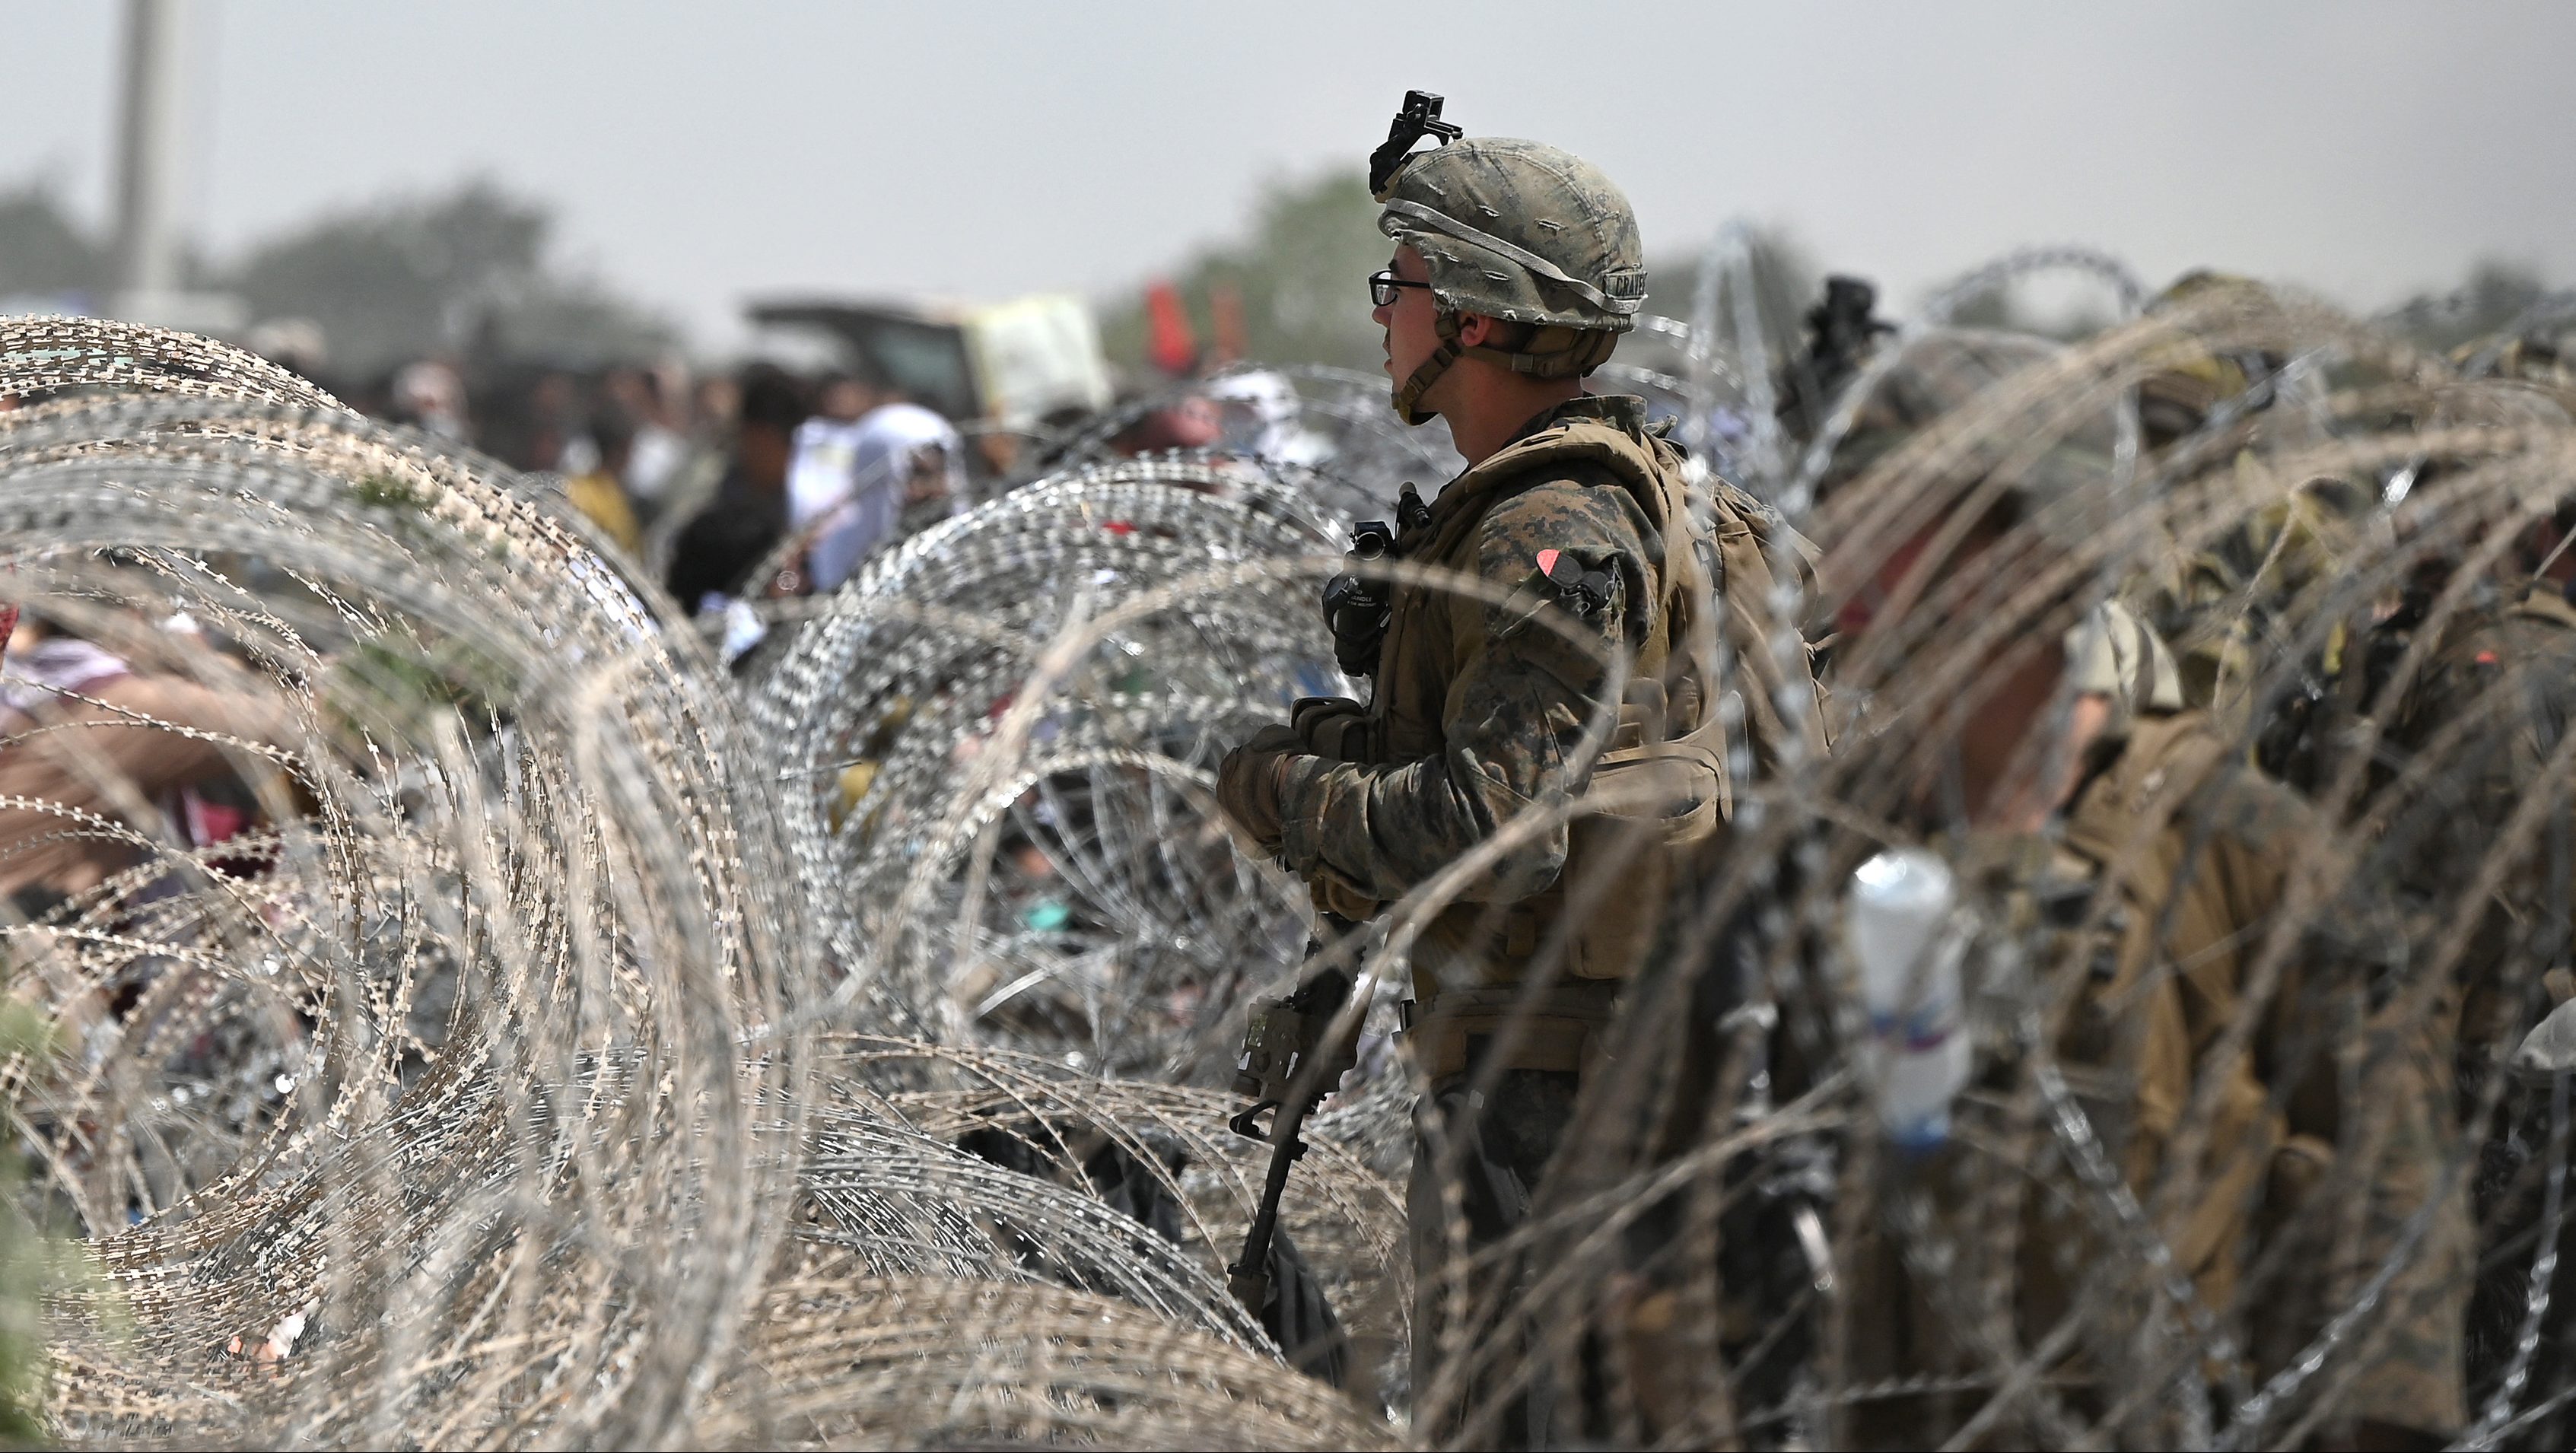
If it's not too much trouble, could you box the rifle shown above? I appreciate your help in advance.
[1228,482,1430,1375]
[1318,483,1430,680]
[1226,933,1362,1381]
[1777,275,1894,439]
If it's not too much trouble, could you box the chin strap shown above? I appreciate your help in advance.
[1391,313,1465,427]
[1391,312,1618,427]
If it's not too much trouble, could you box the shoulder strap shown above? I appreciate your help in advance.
[2061,710,2234,868]
[1426,415,1681,544]
[1424,415,1709,655]
[1421,418,1828,769]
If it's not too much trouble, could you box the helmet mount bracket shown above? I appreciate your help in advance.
[1369,90,1463,198]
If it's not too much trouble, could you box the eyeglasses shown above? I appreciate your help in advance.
[1369,269,1433,307]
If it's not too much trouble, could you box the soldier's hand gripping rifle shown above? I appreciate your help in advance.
[1318,483,1430,681]
[1225,939,1360,1376]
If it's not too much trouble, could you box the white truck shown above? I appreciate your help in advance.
[746,293,1112,437]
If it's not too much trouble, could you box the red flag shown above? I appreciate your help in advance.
[1145,279,1199,377]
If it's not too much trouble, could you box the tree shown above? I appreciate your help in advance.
[1099,176,1827,397]
[228,180,673,378]
[0,186,106,305]
[1099,170,1389,377]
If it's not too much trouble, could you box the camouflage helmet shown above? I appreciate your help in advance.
[1817,328,2116,543]
[1374,132,1646,424]
[2134,271,2275,447]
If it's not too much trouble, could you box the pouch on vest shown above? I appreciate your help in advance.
[1501,679,1732,981]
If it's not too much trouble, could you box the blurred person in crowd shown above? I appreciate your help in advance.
[390,359,472,442]
[664,365,808,612]
[0,609,296,914]
[1105,391,1222,456]
[692,372,742,441]
[801,390,965,592]
[642,371,746,578]
[244,318,330,386]
[561,403,645,555]
[460,364,543,471]
[482,368,588,474]
[606,364,690,521]
[815,374,876,424]
[1206,370,1328,464]
[784,373,880,539]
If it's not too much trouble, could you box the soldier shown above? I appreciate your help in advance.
[1213,98,1820,1442]
[1810,328,2469,1447]
[2116,273,2380,784]
[2380,381,2576,1034]
[2371,380,2576,1420]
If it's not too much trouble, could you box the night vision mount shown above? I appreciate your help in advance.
[1369,89,1463,196]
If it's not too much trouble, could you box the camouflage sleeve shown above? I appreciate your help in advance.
[1272,477,1652,905]
[2210,770,2470,1437]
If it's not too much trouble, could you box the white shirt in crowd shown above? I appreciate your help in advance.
[790,402,966,592]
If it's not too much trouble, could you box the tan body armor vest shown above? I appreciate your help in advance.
[1314,405,1818,1029]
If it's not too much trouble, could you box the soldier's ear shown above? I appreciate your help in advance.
[1458,314,1535,353]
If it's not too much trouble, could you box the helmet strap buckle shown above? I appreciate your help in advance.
[1393,332,1461,427]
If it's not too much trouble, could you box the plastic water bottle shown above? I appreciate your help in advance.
[1845,847,1972,1153]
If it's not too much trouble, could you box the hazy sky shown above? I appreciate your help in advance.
[8,1,2573,350]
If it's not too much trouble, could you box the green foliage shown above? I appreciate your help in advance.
[230,180,675,377]
[1098,170,1391,377]
[0,186,106,305]
[351,472,430,513]
[2,171,678,377]
[329,635,522,742]
[1096,180,1828,390]
[0,992,53,1445]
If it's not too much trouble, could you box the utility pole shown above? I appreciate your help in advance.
[113,0,188,310]
[110,0,239,331]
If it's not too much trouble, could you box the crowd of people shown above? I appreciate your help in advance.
[331,357,952,614]
[11,91,2576,1449]
[311,349,1271,633]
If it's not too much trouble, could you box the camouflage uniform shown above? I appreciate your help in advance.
[1818,326,2468,1443]
[1220,113,1821,1444]
[2118,714,2459,1433]
[2387,581,2576,1415]
[1286,391,1819,1443]
[1278,396,1813,1003]
[2120,280,2380,773]
[2390,581,2576,1054]
[2132,471,2369,741]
